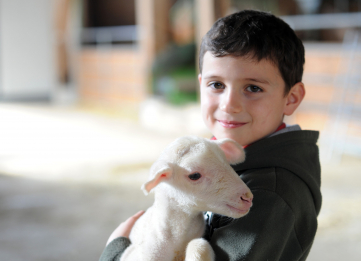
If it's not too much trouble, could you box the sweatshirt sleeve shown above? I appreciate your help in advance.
[209,190,303,261]
[99,237,131,261]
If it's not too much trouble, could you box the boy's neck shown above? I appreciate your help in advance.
[274,122,287,132]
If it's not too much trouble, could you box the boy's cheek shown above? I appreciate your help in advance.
[201,88,217,102]
[201,96,218,115]
[200,90,211,108]
[200,103,215,127]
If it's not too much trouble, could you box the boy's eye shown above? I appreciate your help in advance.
[210,82,225,89]
[246,85,263,93]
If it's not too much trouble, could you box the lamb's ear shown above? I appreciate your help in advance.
[215,138,245,165]
[141,162,173,195]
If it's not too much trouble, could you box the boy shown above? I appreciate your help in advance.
[100,10,322,261]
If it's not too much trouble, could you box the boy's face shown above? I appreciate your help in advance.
[199,52,298,146]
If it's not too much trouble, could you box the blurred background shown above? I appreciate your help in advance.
[0,0,360,260]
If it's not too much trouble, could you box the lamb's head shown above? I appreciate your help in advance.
[141,136,253,218]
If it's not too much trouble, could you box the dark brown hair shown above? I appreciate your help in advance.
[199,10,305,94]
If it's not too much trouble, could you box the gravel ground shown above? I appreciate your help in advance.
[0,103,360,261]
[0,171,154,261]
[307,156,361,261]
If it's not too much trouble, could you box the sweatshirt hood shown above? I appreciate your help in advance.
[232,130,322,215]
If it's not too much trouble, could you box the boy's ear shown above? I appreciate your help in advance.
[284,82,305,116]
[198,73,202,85]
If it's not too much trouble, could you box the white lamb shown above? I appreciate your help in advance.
[120,136,253,261]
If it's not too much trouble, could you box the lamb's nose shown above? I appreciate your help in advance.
[241,191,253,204]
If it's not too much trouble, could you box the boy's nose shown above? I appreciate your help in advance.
[220,91,242,113]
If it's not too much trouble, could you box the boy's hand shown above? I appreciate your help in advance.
[106,210,145,246]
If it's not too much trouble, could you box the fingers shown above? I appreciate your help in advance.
[122,210,145,236]
[128,210,145,224]
[106,210,145,246]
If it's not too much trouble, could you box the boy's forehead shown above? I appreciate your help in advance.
[203,51,273,69]
[201,51,283,83]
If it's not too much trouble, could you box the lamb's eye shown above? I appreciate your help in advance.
[188,173,202,181]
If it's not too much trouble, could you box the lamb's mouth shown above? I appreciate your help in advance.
[226,204,250,215]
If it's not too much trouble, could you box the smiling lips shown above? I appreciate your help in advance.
[218,120,247,128]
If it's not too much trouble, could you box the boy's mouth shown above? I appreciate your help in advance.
[218,120,247,128]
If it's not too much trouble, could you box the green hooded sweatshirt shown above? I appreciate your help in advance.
[206,128,322,261]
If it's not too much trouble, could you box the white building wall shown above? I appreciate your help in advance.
[0,0,56,100]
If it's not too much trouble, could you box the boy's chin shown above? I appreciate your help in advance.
[215,133,252,147]
[215,130,269,146]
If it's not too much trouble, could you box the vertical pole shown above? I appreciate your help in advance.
[195,0,215,62]
[136,0,154,97]
[0,0,3,99]
[194,0,230,72]
[136,0,170,96]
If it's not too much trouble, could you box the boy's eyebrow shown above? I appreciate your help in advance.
[202,73,220,79]
[245,78,270,84]
[203,74,270,85]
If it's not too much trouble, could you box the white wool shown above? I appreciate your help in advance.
[120,136,253,261]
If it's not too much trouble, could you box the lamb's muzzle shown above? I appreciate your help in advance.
[241,191,253,204]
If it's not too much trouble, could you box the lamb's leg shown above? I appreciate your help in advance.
[185,238,215,261]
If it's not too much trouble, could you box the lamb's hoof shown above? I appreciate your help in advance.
[185,238,215,261]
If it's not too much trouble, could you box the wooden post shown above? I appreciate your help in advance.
[135,0,171,95]
[55,0,72,84]
[215,0,231,20]
[195,0,231,68]
[195,0,215,52]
